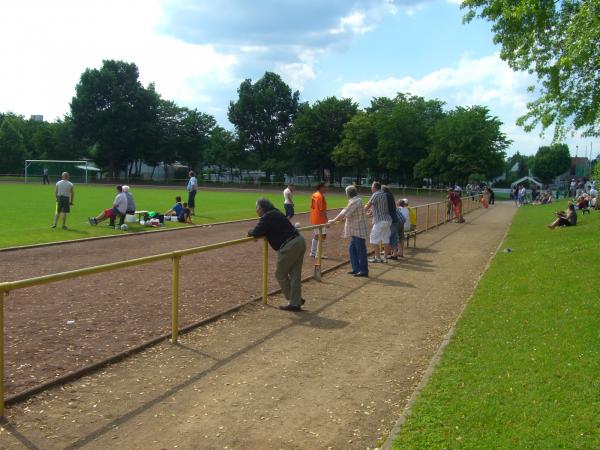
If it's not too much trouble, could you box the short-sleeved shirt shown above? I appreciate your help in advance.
[340,196,368,239]
[124,192,136,212]
[398,207,411,231]
[187,177,198,192]
[55,179,73,198]
[283,187,293,205]
[368,190,391,223]
[172,203,184,216]
[310,191,327,225]
[113,192,128,214]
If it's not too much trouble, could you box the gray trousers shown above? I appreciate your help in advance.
[275,235,306,306]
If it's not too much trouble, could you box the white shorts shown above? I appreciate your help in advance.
[370,220,392,245]
[312,226,328,236]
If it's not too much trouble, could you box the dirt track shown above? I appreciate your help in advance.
[0,202,515,449]
[0,196,444,397]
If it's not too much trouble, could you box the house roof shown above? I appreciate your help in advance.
[511,176,543,188]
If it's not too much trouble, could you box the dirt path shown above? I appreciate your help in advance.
[0,202,515,449]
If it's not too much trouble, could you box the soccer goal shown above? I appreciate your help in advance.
[24,160,100,184]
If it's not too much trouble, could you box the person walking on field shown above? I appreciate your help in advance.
[248,199,307,312]
[309,182,328,258]
[187,171,198,216]
[283,182,295,220]
[42,167,50,184]
[52,172,74,229]
[365,181,392,263]
[328,185,369,277]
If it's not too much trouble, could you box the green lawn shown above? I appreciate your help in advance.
[0,184,348,248]
[392,202,600,449]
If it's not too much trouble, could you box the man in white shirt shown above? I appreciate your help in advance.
[52,172,74,229]
[88,185,128,227]
[283,182,294,219]
[187,171,198,216]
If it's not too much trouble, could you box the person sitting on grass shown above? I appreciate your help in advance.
[547,203,577,229]
[165,196,184,218]
[577,194,590,214]
[88,185,127,226]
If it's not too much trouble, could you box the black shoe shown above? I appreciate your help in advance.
[347,271,357,275]
[354,273,368,277]
[300,298,306,305]
[279,304,302,312]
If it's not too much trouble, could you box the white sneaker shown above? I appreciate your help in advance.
[368,257,381,263]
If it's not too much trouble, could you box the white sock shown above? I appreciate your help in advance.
[311,238,318,256]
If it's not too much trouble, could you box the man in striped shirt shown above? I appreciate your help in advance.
[364,181,392,263]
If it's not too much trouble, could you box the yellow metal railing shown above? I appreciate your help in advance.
[0,194,483,415]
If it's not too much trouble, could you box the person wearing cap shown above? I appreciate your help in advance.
[248,198,306,311]
[403,198,417,231]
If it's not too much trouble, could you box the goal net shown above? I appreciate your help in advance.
[24,160,100,184]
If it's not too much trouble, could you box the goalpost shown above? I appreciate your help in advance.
[24,160,96,184]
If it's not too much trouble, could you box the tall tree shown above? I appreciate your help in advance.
[175,108,216,171]
[462,0,600,139]
[414,106,510,183]
[531,143,571,183]
[205,126,247,179]
[228,72,300,179]
[331,112,378,183]
[287,96,358,179]
[373,93,445,183]
[70,60,159,176]
[0,117,28,174]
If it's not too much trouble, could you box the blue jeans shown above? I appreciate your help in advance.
[349,236,368,275]
[389,222,399,249]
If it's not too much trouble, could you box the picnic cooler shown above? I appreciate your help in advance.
[125,214,137,223]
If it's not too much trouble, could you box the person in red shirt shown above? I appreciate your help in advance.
[448,189,465,223]
[310,182,328,257]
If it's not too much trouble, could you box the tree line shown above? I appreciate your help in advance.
[0,60,574,185]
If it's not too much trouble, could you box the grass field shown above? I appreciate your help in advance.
[392,201,600,449]
[0,183,348,248]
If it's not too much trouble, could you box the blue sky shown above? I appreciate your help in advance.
[1,0,598,157]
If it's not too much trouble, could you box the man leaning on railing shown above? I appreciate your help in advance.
[248,198,307,312]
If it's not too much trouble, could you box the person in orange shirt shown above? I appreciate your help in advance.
[310,181,328,257]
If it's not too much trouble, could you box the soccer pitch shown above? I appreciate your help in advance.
[0,183,348,249]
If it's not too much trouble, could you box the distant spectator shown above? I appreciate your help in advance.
[448,189,465,223]
[548,203,577,228]
[113,185,136,226]
[577,194,590,214]
[88,185,127,226]
[487,187,495,205]
[52,172,74,229]
[283,182,295,219]
[166,196,184,218]
[42,167,50,185]
[182,202,193,223]
[187,171,198,216]
[382,185,400,260]
[365,181,392,264]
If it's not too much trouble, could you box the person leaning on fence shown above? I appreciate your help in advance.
[88,185,127,226]
[365,181,392,264]
[309,182,328,258]
[248,198,307,312]
[547,202,577,229]
[52,172,74,229]
[328,185,369,277]
[448,189,465,223]
[397,199,410,257]
[382,185,400,260]
[283,182,295,220]
[187,171,198,216]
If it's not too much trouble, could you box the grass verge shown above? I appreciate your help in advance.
[391,202,600,449]
[0,184,348,248]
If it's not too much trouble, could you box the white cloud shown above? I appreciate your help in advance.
[340,53,532,110]
[0,0,236,120]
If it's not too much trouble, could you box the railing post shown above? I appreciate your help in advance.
[0,290,5,417]
[262,239,269,304]
[436,202,440,227]
[426,204,430,231]
[171,255,180,343]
